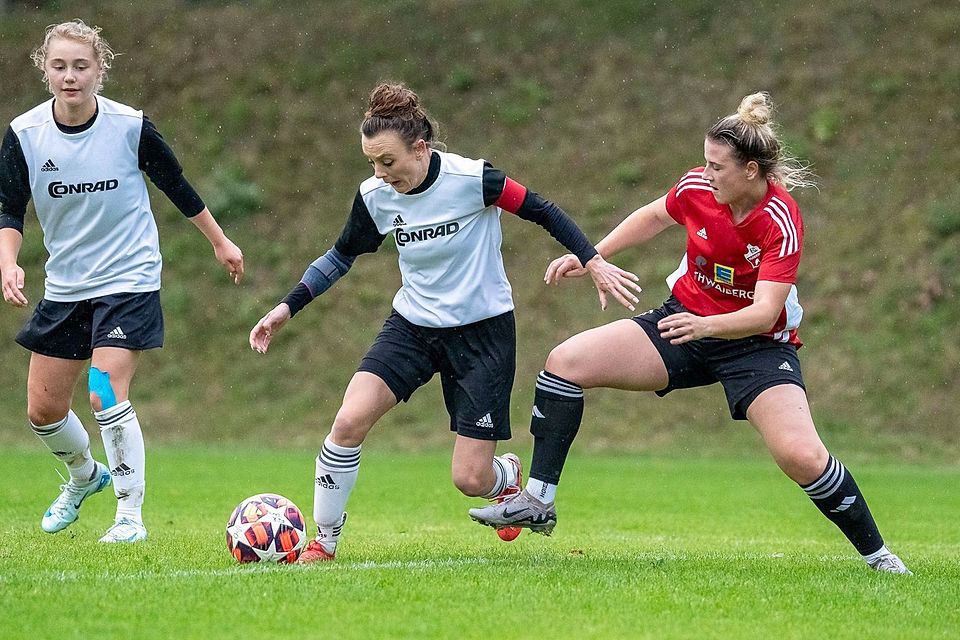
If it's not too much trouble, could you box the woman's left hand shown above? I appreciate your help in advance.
[657,312,711,344]
[583,254,642,311]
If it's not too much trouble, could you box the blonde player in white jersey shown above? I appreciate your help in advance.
[250,82,642,562]
[0,20,244,543]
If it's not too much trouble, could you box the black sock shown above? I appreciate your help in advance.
[529,370,584,487]
[801,455,884,556]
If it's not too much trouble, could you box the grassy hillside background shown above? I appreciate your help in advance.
[0,0,957,462]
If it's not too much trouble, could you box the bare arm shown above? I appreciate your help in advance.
[657,280,793,343]
[596,194,677,259]
[0,227,27,307]
[188,208,244,284]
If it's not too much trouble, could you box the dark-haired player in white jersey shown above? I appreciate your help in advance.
[249,82,641,562]
[471,92,911,574]
[0,21,244,543]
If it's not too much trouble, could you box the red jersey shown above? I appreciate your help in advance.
[664,168,804,346]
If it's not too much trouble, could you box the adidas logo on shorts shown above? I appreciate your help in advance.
[475,413,494,429]
[106,326,127,340]
[778,361,794,372]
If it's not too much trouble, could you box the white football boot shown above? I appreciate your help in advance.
[469,489,557,535]
[868,552,912,575]
[99,517,148,543]
[41,461,112,533]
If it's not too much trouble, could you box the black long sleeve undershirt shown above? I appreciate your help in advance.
[482,163,598,267]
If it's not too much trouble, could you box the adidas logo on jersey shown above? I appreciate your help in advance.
[475,413,494,429]
[697,227,708,239]
[110,462,134,477]
[392,215,406,227]
[316,474,341,490]
[106,326,127,340]
[778,361,794,372]
[41,159,59,172]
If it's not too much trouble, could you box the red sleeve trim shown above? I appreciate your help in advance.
[495,177,527,213]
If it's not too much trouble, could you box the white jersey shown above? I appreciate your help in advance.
[11,96,160,301]
[359,151,513,327]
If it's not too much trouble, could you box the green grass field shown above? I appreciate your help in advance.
[1,447,956,639]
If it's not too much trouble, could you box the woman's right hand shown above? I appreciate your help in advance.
[249,303,292,354]
[544,253,588,283]
[1,264,28,307]
[545,253,642,311]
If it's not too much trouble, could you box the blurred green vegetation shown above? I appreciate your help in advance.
[0,0,957,463]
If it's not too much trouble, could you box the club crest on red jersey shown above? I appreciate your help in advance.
[744,243,761,268]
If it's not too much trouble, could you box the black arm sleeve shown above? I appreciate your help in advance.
[333,191,387,257]
[0,127,31,233]
[139,117,205,217]
[516,190,598,266]
[481,163,598,267]
[482,163,507,207]
[281,282,314,317]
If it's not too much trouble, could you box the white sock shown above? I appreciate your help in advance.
[313,435,360,552]
[31,410,96,483]
[525,478,557,504]
[95,401,145,523]
[481,455,519,499]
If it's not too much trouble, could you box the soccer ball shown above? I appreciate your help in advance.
[226,493,307,563]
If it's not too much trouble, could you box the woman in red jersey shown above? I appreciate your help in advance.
[470,92,910,574]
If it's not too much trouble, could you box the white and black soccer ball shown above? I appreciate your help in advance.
[226,493,307,563]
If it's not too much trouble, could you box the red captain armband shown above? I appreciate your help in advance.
[495,177,528,213]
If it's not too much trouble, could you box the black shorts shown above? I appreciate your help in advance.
[632,297,805,420]
[358,309,516,441]
[15,291,164,360]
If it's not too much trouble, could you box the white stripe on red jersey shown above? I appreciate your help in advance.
[675,172,713,198]
[765,196,799,257]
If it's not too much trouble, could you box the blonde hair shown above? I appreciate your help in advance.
[707,92,816,191]
[31,20,115,94]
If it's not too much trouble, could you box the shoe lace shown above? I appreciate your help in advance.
[49,480,90,513]
[871,554,904,572]
[104,518,142,538]
[490,483,522,504]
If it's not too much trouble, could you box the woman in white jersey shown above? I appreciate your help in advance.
[0,21,244,543]
[249,82,641,562]
[470,92,910,574]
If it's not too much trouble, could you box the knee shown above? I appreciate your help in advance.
[27,404,67,428]
[779,446,829,485]
[330,409,371,448]
[88,367,118,413]
[451,466,490,497]
[544,342,582,383]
